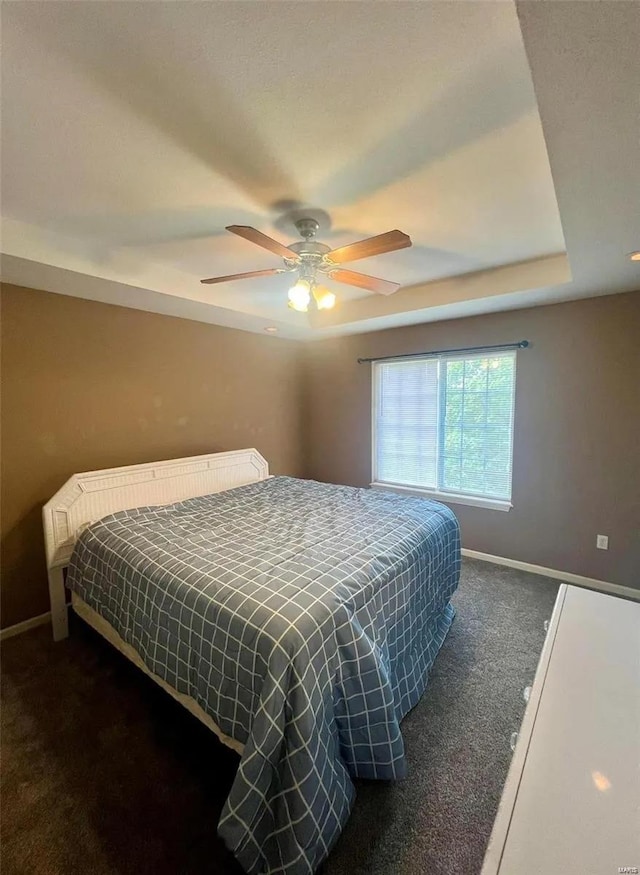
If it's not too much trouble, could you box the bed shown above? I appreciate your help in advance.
[43,449,461,875]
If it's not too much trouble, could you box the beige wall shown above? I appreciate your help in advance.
[1,284,305,628]
[304,291,640,590]
[2,285,639,630]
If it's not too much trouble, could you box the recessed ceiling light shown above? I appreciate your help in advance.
[629,251,640,261]
[264,326,278,333]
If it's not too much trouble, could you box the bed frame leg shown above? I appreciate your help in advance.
[48,566,69,641]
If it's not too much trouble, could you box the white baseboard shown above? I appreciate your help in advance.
[0,610,52,641]
[462,549,640,602]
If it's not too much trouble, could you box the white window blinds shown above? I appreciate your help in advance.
[375,359,439,489]
[373,351,516,502]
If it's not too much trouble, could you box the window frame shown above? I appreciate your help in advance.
[370,351,516,512]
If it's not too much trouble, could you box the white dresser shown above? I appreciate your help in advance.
[482,584,640,875]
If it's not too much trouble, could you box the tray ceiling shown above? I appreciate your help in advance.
[1,1,638,338]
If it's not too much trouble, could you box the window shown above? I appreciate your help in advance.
[372,351,516,509]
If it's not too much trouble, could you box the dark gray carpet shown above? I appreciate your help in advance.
[1,559,558,875]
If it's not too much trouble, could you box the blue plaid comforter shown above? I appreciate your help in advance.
[67,476,460,874]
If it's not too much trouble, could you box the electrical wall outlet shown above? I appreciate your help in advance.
[596,534,609,550]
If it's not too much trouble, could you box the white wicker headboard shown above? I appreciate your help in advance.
[43,448,269,640]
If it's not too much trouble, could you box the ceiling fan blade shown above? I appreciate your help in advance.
[200,268,281,285]
[326,230,411,265]
[329,268,401,296]
[226,225,296,259]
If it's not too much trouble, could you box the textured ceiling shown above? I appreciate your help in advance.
[0,1,638,338]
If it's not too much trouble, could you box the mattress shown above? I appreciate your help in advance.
[67,475,461,875]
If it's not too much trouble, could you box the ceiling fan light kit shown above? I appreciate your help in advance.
[288,279,312,312]
[200,217,412,312]
[313,286,336,311]
[287,279,336,313]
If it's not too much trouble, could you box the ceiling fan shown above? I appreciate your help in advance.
[200,218,412,312]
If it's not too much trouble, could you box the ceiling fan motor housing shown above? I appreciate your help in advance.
[286,218,330,283]
[294,217,320,239]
